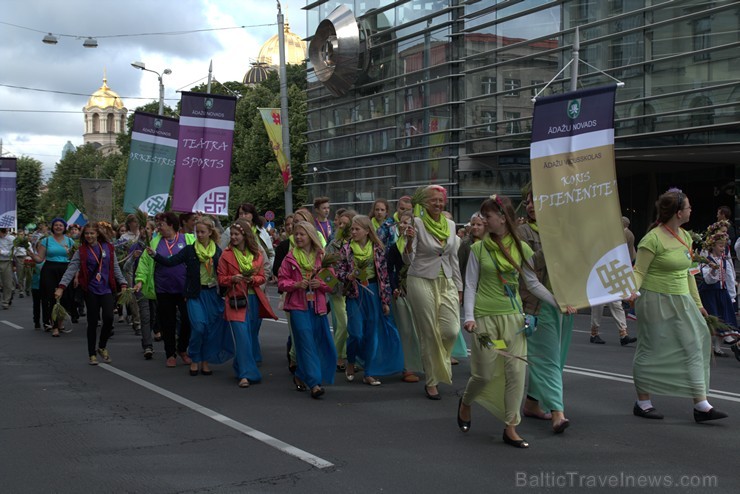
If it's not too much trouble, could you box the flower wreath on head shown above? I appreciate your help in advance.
[706,220,730,237]
[703,231,729,251]
[489,194,505,214]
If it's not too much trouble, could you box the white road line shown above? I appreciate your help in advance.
[99,364,334,469]
[1,320,23,329]
[564,365,740,403]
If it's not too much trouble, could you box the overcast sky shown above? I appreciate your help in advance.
[0,0,308,176]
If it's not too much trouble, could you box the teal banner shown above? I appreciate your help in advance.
[123,111,179,215]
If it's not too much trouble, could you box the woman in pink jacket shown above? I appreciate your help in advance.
[278,221,337,399]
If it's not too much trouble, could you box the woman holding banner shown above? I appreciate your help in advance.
[404,185,462,400]
[457,195,571,448]
[518,186,576,434]
[629,189,727,422]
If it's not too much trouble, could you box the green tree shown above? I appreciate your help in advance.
[15,156,43,227]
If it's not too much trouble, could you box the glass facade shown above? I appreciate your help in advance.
[304,0,740,231]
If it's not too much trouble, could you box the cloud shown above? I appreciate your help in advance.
[1,0,307,172]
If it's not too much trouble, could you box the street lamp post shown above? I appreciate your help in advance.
[131,61,172,115]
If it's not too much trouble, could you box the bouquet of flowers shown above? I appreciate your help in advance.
[51,300,68,325]
[354,258,372,283]
[117,287,135,307]
[704,314,732,336]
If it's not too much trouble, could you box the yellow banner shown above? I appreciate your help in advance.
[530,86,635,310]
[258,108,292,187]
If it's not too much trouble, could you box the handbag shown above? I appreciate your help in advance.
[485,247,537,337]
[229,296,248,309]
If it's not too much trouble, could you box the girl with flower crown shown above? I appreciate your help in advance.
[699,231,738,356]
[456,195,570,448]
[277,221,337,398]
[403,185,463,400]
[336,215,404,386]
[148,216,236,377]
[218,218,277,388]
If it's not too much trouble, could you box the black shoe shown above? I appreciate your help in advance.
[189,369,199,376]
[293,376,306,392]
[310,386,325,399]
[457,398,471,432]
[620,335,637,346]
[590,334,606,344]
[694,408,728,423]
[502,430,529,448]
[201,369,213,376]
[731,344,740,362]
[425,386,441,400]
[633,402,664,420]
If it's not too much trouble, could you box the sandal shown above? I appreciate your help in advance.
[51,329,60,337]
[363,376,381,386]
[238,378,250,388]
[293,376,306,392]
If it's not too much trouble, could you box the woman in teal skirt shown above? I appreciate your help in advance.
[518,187,575,433]
[629,189,727,422]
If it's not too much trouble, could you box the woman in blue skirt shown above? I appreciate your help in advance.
[337,215,404,386]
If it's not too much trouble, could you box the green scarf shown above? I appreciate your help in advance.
[482,234,522,275]
[393,212,400,223]
[194,240,216,274]
[528,221,539,233]
[293,247,316,277]
[395,235,407,255]
[350,240,374,280]
[420,209,449,242]
[232,247,254,274]
[371,217,382,232]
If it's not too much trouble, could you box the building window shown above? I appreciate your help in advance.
[693,17,711,61]
[482,111,496,133]
[504,112,521,134]
[481,76,496,95]
[504,78,521,97]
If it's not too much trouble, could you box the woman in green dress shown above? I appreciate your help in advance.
[457,195,573,448]
[629,188,727,422]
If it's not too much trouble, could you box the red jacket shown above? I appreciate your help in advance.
[217,248,277,322]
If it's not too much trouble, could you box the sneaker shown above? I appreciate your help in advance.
[61,327,73,334]
[97,348,112,363]
[89,355,99,366]
[620,335,637,346]
[166,356,177,368]
[626,313,637,321]
[590,334,606,344]
[144,347,154,360]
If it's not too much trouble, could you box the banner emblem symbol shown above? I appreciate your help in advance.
[204,98,214,110]
[567,99,581,119]
[154,119,163,129]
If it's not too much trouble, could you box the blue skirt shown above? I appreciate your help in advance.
[187,288,234,364]
[346,282,404,376]
[699,287,738,331]
[290,304,337,388]
[230,315,262,382]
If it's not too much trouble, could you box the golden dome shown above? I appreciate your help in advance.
[85,77,125,110]
[257,22,306,67]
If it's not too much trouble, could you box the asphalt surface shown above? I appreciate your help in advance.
[1,288,739,493]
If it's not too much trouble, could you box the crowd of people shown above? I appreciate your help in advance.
[0,186,734,448]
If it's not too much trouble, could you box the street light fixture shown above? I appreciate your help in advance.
[42,33,58,45]
[83,37,98,48]
[131,61,172,115]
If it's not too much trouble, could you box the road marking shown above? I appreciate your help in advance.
[100,364,334,469]
[1,320,23,329]
[564,365,740,403]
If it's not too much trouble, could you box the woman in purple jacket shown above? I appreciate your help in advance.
[55,223,128,365]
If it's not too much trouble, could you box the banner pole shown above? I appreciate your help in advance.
[277,1,293,215]
[570,26,580,92]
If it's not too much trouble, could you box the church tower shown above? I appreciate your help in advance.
[83,75,127,155]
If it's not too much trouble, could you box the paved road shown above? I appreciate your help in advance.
[1,289,739,493]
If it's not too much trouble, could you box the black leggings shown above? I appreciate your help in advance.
[85,292,115,357]
[156,293,190,358]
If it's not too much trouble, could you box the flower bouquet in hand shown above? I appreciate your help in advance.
[705,314,732,337]
[117,287,135,307]
[354,258,371,283]
[51,299,68,325]
[472,330,529,363]
[315,253,339,289]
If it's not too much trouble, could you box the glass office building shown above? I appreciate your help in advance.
[304,0,740,233]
